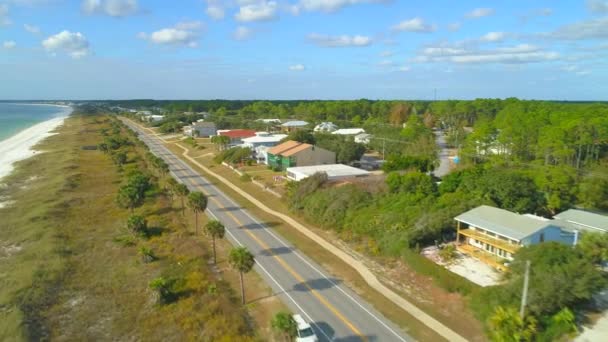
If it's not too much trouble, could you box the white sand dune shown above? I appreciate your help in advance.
[0,107,72,181]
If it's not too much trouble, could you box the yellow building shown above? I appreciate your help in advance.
[455,205,575,270]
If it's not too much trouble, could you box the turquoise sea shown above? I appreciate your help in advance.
[0,103,69,141]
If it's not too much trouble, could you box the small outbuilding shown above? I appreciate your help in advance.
[286,164,370,181]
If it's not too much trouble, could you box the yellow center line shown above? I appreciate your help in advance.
[132,120,368,341]
[218,203,367,342]
[172,167,366,341]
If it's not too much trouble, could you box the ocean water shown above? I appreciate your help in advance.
[0,103,69,141]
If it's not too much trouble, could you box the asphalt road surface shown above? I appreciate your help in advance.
[122,119,413,342]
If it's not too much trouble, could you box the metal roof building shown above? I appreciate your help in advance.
[286,164,369,181]
[455,205,553,241]
[554,209,608,233]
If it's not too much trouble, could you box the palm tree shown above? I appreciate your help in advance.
[228,247,255,305]
[187,191,208,234]
[165,178,178,204]
[175,183,190,216]
[204,220,226,264]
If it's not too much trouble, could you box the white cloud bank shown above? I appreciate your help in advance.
[308,33,372,47]
[82,0,138,17]
[415,44,559,64]
[42,31,91,58]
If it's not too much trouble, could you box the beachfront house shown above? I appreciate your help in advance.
[266,140,335,170]
[455,205,575,270]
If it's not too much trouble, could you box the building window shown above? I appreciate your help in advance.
[540,233,545,243]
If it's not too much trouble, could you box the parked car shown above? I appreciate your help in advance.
[293,314,318,342]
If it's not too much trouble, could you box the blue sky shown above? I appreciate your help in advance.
[0,0,607,100]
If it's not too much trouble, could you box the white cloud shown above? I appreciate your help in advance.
[233,26,253,40]
[235,1,277,22]
[465,8,494,19]
[576,70,591,76]
[549,17,608,40]
[0,4,11,26]
[23,23,40,34]
[561,65,578,72]
[175,21,203,30]
[82,0,138,17]
[480,32,506,42]
[42,31,91,58]
[378,59,393,67]
[206,6,224,19]
[380,50,393,57]
[293,0,384,13]
[289,64,305,71]
[448,22,461,32]
[398,65,410,72]
[139,22,203,47]
[308,33,372,47]
[391,18,436,33]
[415,43,559,64]
[3,40,16,49]
[587,0,608,14]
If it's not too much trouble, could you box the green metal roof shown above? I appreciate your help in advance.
[554,209,608,233]
[455,205,551,241]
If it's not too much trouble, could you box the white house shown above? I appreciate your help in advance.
[242,132,287,149]
[185,121,217,137]
[314,122,339,133]
[354,133,373,144]
[286,164,370,182]
[256,118,282,124]
[332,128,366,136]
[281,120,309,132]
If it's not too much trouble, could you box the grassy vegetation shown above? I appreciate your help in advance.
[164,142,477,341]
[0,113,286,341]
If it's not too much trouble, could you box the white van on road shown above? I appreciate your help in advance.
[293,314,319,342]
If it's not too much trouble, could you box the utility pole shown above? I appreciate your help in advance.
[382,139,385,161]
[519,260,531,319]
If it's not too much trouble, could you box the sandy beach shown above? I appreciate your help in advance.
[0,106,72,182]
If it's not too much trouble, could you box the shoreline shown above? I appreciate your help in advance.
[0,107,73,182]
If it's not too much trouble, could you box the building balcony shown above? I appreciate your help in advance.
[457,228,520,254]
[456,244,508,271]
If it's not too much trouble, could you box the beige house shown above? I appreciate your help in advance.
[267,140,335,170]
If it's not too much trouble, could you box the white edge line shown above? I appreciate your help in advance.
[128,124,333,342]
[205,209,333,342]
[156,131,407,341]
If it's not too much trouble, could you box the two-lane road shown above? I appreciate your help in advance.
[122,119,412,342]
